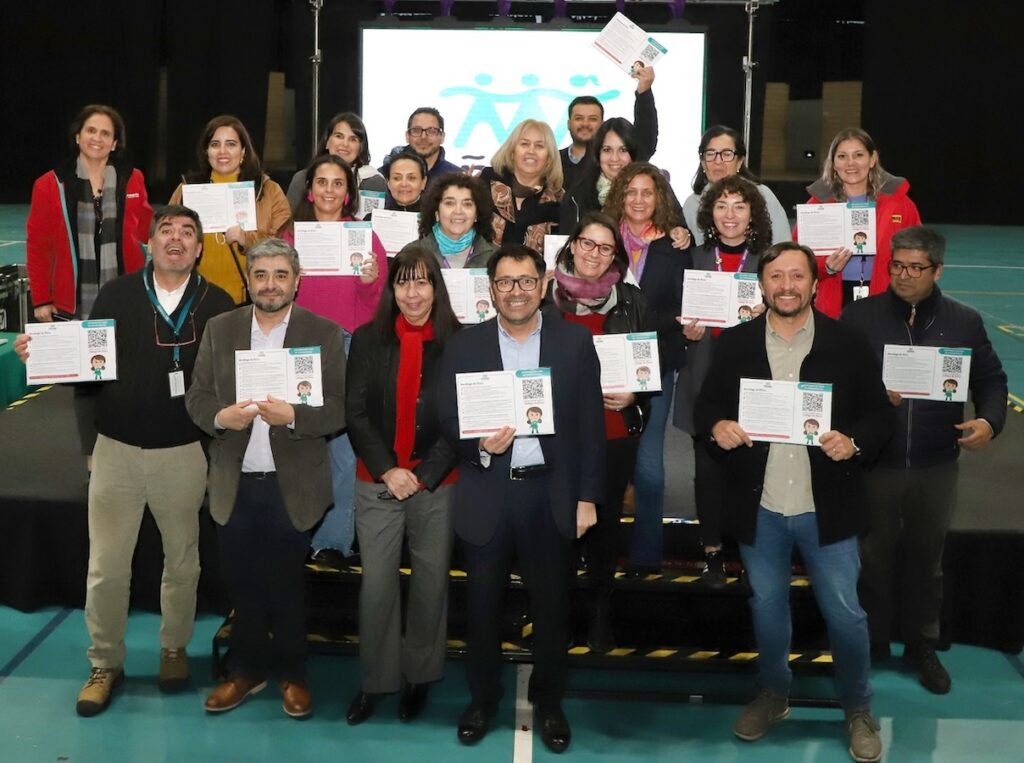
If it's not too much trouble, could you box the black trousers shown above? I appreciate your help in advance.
[218,472,311,683]
[461,475,573,706]
[583,437,638,593]
[692,435,724,548]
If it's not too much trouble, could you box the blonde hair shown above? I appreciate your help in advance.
[490,119,564,193]
[821,127,888,200]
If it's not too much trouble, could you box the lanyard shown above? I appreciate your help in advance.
[715,246,749,273]
[143,265,199,368]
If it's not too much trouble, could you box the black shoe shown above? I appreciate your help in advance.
[586,595,615,653]
[399,683,429,722]
[346,691,377,725]
[536,702,572,753]
[701,551,727,588]
[903,642,951,694]
[309,547,350,570]
[457,700,496,744]
[870,641,892,662]
[624,564,660,578]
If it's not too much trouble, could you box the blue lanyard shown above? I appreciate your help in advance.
[143,265,199,368]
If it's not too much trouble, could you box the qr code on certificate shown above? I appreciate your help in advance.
[941,355,963,376]
[520,377,546,403]
[801,392,824,414]
[347,230,368,248]
[850,208,871,228]
[736,281,758,302]
[638,43,659,63]
[86,329,108,352]
[293,356,315,376]
[631,341,653,364]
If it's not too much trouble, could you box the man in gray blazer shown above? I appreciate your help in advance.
[186,238,346,719]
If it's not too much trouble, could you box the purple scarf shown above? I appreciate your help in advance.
[619,220,663,283]
[552,264,621,312]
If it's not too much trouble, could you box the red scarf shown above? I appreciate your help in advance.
[393,314,434,466]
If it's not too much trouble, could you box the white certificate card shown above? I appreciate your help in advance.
[294,221,344,275]
[441,268,496,324]
[882,344,971,402]
[681,270,763,327]
[234,346,324,406]
[543,234,568,273]
[371,209,420,256]
[25,319,118,384]
[181,181,257,233]
[340,221,375,276]
[358,190,386,221]
[796,202,877,254]
[592,332,661,393]
[455,368,555,439]
[593,12,668,75]
[738,379,833,446]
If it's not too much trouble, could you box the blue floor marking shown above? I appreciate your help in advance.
[0,607,73,686]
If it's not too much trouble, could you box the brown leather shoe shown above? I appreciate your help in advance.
[204,677,267,713]
[281,681,313,719]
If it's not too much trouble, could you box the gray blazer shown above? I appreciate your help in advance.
[672,243,761,435]
[186,304,347,531]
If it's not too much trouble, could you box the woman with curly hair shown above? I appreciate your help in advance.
[398,172,497,269]
[601,161,689,575]
[673,175,772,586]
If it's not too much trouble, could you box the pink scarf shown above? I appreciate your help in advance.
[619,220,663,282]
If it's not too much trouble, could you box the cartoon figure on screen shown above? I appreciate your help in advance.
[942,378,958,401]
[803,418,820,445]
[737,305,753,323]
[350,251,365,276]
[297,380,312,405]
[475,299,490,323]
[636,365,652,390]
[526,406,543,434]
[853,231,867,255]
[90,354,106,380]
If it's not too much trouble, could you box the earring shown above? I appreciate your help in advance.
[343,194,350,206]
[306,191,314,202]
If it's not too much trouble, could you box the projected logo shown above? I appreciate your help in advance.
[440,73,621,148]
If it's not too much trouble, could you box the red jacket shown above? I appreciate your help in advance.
[797,174,921,318]
[26,160,152,315]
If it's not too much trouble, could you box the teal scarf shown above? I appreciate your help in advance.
[433,223,475,256]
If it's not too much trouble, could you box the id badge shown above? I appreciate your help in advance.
[852,285,869,301]
[169,370,185,398]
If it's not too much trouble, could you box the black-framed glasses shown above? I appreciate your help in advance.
[153,313,198,348]
[888,261,935,278]
[408,126,443,138]
[575,236,616,258]
[701,148,738,162]
[492,276,539,293]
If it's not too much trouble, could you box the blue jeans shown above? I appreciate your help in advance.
[311,329,356,555]
[629,369,675,567]
[739,506,873,711]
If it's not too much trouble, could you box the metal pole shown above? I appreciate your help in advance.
[311,0,323,152]
[741,0,759,152]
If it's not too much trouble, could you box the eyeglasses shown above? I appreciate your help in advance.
[888,261,936,278]
[574,236,616,258]
[153,313,198,348]
[492,276,539,293]
[702,149,739,162]
[408,126,443,138]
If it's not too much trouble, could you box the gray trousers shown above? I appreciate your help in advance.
[859,462,959,645]
[354,480,454,693]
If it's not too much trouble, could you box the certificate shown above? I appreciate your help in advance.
[181,181,257,233]
[882,344,971,402]
[738,379,833,446]
[25,319,118,384]
[371,209,420,256]
[796,202,877,254]
[543,234,568,273]
[294,221,344,275]
[592,332,661,393]
[441,268,496,324]
[234,346,324,406]
[681,270,763,327]
[455,368,555,439]
[340,221,376,276]
[358,190,386,221]
[593,12,668,75]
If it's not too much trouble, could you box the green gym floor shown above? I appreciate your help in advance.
[2,208,1023,761]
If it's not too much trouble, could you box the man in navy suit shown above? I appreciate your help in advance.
[438,244,606,753]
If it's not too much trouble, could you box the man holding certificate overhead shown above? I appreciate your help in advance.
[438,243,605,753]
[694,242,895,763]
[186,238,346,719]
[841,226,1007,695]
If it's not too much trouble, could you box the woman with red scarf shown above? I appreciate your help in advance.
[343,246,461,726]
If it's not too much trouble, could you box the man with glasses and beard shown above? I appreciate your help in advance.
[437,244,605,753]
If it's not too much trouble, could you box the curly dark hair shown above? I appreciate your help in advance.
[417,172,495,242]
[696,176,773,255]
[602,162,681,235]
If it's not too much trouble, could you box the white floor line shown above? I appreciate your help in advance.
[513,664,534,763]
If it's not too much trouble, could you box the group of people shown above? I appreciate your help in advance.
[17,83,1006,763]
